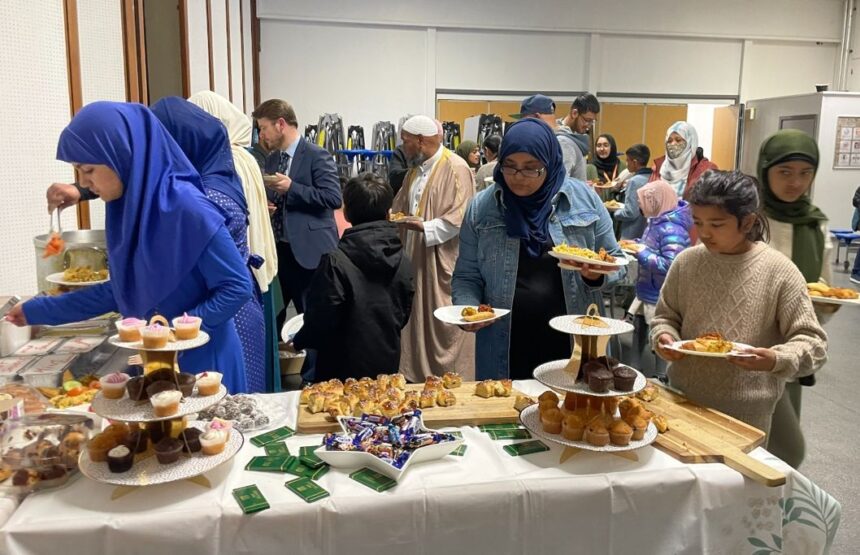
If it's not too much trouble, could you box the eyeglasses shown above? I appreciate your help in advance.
[500,166,546,179]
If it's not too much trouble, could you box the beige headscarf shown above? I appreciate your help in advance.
[637,179,679,218]
[188,91,277,291]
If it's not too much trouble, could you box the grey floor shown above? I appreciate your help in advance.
[617,255,858,554]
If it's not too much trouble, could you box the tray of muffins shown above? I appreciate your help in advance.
[110,314,209,352]
[519,391,657,453]
[91,368,227,423]
[533,356,646,397]
[78,419,243,486]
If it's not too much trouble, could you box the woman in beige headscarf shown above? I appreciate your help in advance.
[188,91,280,389]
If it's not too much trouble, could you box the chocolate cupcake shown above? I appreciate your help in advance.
[153,437,183,464]
[595,355,620,370]
[580,360,605,384]
[147,420,171,445]
[107,445,134,473]
[126,376,148,402]
[146,380,178,399]
[176,373,196,398]
[146,368,177,385]
[588,369,613,393]
[613,366,637,392]
[123,429,149,454]
[179,428,202,453]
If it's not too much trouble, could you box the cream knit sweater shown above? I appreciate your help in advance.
[650,243,828,434]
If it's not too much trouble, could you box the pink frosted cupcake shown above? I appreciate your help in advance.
[172,312,202,340]
[116,318,146,342]
[196,371,222,396]
[140,323,169,349]
[99,372,130,399]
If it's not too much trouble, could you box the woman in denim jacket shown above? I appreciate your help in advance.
[452,118,625,380]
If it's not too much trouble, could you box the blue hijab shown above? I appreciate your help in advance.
[56,101,225,316]
[493,118,566,257]
[151,97,248,215]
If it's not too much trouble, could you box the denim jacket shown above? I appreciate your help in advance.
[452,178,626,379]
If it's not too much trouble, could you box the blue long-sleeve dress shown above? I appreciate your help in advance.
[23,226,253,393]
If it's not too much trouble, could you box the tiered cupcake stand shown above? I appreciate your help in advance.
[518,304,658,463]
[78,331,243,497]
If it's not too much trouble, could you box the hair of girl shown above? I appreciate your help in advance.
[688,170,770,243]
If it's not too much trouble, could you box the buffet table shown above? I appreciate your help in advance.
[0,381,840,555]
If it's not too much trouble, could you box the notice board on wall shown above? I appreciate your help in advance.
[833,116,860,169]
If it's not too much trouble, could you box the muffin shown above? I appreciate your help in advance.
[176,373,196,398]
[140,323,170,349]
[102,423,131,443]
[584,422,610,447]
[619,398,641,421]
[126,376,148,402]
[146,380,178,399]
[562,414,586,441]
[609,420,633,446]
[196,371,223,396]
[588,369,613,393]
[630,417,648,441]
[612,366,637,392]
[106,445,134,472]
[86,433,117,463]
[579,360,605,384]
[563,392,580,412]
[199,430,228,455]
[538,390,559,405]
[595,355,620,370]
[179,428,202,453]
[172,313,202,340]
[116,317,146,342]
[540,408,563,434]
[153,437,183,464]
[150,390,182,417]
[99,372,130,399]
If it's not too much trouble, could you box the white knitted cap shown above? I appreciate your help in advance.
[401,115,438,137]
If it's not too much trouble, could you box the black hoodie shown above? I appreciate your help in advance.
[293,220,414,381]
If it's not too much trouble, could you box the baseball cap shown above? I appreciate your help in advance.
[510,94,556,119]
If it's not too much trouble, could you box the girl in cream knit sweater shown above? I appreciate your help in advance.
[651,171,827,435]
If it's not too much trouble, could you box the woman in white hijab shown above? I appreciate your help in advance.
[188,91,278,291]
[651,121,718,199]
[189,91,281,391]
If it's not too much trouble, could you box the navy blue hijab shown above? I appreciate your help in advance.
[493,118,566,257]
[56,101,225,316]
[151,97,248,215]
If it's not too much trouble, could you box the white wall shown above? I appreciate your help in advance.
[209,0,230,97]
[186,0,210,94]
[740,94,822,177]
[816,94,860,226]
[0,0,75,295]
[258,0,843,135]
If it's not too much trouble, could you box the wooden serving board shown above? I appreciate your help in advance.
[296,381,524,434]
[640,382,785,487]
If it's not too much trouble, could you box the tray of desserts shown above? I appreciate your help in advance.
[90,369,227,423]
[196,394,287,433]
[520,392,659,453]
[549,314,634,336]
[78,420,242,487]
[109,314,208,351]
[533,358,646,396]
[108,331,210,352]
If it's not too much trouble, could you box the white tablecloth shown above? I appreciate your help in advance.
[0,381,840,555]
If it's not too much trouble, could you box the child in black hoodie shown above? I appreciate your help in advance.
[292,173,414,381]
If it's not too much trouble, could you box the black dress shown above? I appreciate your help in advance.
[508,240,571,380]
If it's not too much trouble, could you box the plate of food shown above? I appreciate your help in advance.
[433,305,510,325]
[549,244,629,268]
[807,282,860,305]
[667,333,755,358]
[603,200,624,211]
[519,404,658,453]
[618,240,645,254]
[389,212,423,224]
[46,267,109,286]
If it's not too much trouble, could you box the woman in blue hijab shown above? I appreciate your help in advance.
[452,118,624,380]
[11,101,252,393]
[151,97,266,394]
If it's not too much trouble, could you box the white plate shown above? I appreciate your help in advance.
[46,272,109,286]
[533,359,646,396]
[90,385,227,423]
[619,243,645,254]
[604,203,624,211]
[281,314,304,343]
[78,423,243,486]
[519,404,657,453]
[667,340,756,358]
[549,250,630,268]
[390,215,423,224]
[433,305,511,326]
[196,394,288,433]
[549,314,634,336]
[810,295,860,306]
[314,416,464,481]
[108,331,210,352]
